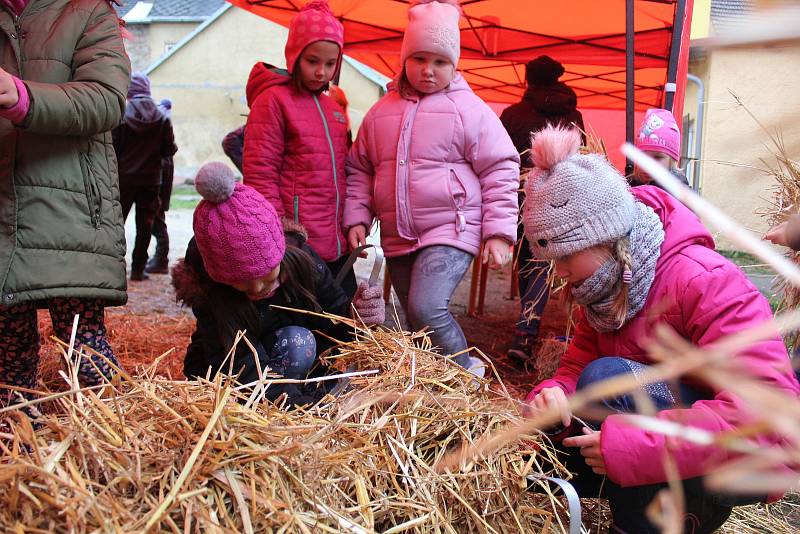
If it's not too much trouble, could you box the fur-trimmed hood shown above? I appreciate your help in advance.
[172,219,309,307]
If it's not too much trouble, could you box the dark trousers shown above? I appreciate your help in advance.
[516,235,551,338]
[151,211,169,261]
[545,357,763,533]
[120,185,161,272]
[151,160,173,262]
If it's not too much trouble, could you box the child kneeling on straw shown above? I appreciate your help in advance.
[172,163,384,407]
[523,126,800,533]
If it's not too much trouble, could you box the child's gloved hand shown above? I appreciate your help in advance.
[352,281,385,326]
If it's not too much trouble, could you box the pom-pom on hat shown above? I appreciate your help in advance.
[400,0,462,67]
[525,55,565,86]
[192,162,286,286]
[523,126,637,260]
[636,108,681,162]
[285,0,344,75]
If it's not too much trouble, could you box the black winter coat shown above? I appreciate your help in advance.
[500,82,585,167]
[173,224,352,392]
[113,96,177,188]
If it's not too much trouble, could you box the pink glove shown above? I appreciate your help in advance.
[352,281,385,326]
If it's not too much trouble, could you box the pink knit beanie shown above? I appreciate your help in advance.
[192,162,286,286]
[285,0,344,75]
[400,0,461,66]
[636,108,681,162]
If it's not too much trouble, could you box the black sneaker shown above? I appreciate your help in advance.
[507,333,537,363]
[144,258,169,274]
[130,269,149,281]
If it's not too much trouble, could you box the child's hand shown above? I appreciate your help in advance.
[352,281,385,326]
[764,221,789,247]
[525,386,572,427]
[348,225,367,250]
[0,67,20,109]
[563,427,606,475]
[482,237,512,270]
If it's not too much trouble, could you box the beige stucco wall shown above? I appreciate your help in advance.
[145,8,383,178]
[125,22,199,72]
[690,43,800,249]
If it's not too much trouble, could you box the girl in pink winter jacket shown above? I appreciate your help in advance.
[523,126,799,533]
[243,0,355,297]
[344,0,520,375]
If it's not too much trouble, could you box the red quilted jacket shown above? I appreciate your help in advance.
[243,63,349,262]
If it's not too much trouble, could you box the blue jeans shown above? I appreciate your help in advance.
[387,245,473,367]
[554,357,761,534]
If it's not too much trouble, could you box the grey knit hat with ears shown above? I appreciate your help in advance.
[523,126,637,260]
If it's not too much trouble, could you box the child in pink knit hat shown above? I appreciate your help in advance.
[345,0,520,379]
[243,0,357,298]
[173,162,384,407]
[631,108,689,188]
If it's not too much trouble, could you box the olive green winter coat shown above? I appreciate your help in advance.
[0,0,131,307]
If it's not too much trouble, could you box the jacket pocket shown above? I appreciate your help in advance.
[80,153,102,229]
[447,168,467,233]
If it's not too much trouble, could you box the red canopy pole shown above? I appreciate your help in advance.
[670,0,695,123]
[625,0,635,176]
[664,0,687,112]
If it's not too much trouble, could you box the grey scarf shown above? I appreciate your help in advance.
[571,203,665,332]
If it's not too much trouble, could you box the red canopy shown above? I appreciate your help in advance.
[230,0,690,110]
[229,0,693,167]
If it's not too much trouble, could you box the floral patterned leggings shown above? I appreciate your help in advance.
[0,298,118,405]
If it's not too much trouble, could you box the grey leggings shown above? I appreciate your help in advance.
[387,245,473,365]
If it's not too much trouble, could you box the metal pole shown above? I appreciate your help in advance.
[664,0,687,111]
[686,73,705,192]
[625,0,635,176]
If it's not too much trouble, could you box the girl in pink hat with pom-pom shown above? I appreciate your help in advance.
[172,162,385,408]
[345,0,520,378]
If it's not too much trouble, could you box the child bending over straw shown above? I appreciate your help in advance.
[172,163,384,407]
[523,126,800,533]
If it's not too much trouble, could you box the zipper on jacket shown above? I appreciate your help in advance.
[80,154,101,229]
[9,14,27,66]
[312,94,342,258]
[448,169,467,233]
[293,195,299,224]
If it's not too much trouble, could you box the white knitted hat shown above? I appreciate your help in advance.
[523,126,637,260]
[400,0,461,66]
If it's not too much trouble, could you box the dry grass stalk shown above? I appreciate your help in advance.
[1,321,571,533]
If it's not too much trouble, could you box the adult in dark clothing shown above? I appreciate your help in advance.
[499,56,585,363]
[113,73,178,281]
[146,98,177,274]
[172,162,384,407]
[222,125,245,173]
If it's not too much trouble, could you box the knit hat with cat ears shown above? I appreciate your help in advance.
[522,126,637,260]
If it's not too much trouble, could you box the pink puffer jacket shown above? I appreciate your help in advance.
[529,186,800,495]
[344,75,520,258]
[243,63,349,262]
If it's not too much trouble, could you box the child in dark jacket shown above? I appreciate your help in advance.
[172,163,384,406]
[242,0,355,297]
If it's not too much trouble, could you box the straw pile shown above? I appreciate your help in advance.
[0,323,568,533]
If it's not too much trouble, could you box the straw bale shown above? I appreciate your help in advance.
[0,324,568,533]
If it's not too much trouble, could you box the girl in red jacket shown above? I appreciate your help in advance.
[523,126,799,533]
[242,0,354,297]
